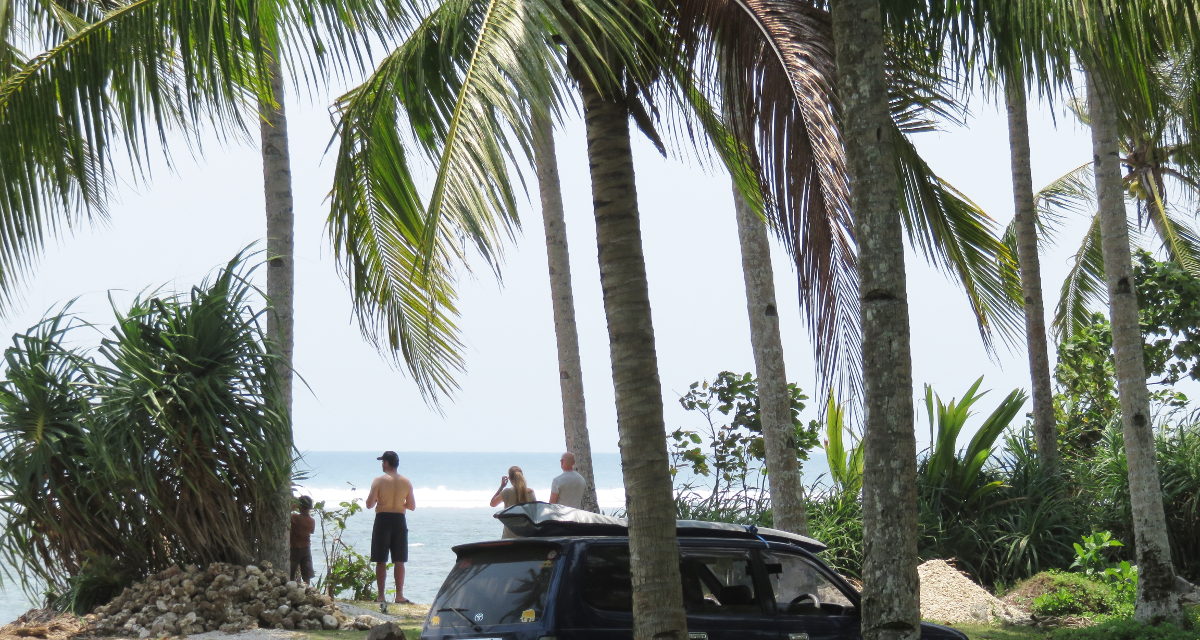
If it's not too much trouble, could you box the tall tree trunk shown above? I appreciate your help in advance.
[531,107,599,513]
[1085,69,1181,623]
[831,2,920,639]
[259,62,295,572]
[1004,79,1059,472]
[574,74,686,639]
[731,186,807,534]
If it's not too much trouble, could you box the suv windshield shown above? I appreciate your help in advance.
[430,545,558,628]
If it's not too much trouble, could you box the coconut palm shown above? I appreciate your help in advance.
[1085,66,1183,623]
[929,1,1199,619]
[530,107,599,512]
[331,4,690,636]
[330,2,1028,635]
[677,0,1028,542]
[1040,80,1200,338]
[731,186,807,534]
[830,0,920,636]
[1073,0,1197,620]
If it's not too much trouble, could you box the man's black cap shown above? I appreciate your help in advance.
[377,450,399,468]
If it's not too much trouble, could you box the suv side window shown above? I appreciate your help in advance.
[580,546,761,616]
[680,550,760,615]
[581,546,632,611]
[763,551,855,615]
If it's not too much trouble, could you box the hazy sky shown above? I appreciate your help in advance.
[11,74,1098,455]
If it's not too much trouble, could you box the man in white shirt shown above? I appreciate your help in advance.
[549,451,587,508]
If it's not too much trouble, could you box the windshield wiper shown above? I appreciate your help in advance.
[436,607,482,632]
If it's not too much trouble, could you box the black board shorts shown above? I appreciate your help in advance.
[370,512,408,563]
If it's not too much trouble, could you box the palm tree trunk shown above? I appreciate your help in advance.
[831,2,919,639]
[259,61,295,572]
[574,74,686,639]
[1085,69,1181,623]
[731,186,807,534]
[1004,79,1058,472]
[531,107,599,513]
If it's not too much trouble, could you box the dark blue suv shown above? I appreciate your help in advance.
[419,504,966,640]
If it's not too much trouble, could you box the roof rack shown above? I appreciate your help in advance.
[494,502,826,552]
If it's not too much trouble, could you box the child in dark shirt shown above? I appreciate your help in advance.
[290,496,316,585]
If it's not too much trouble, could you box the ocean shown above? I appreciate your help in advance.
[0,450,829,624]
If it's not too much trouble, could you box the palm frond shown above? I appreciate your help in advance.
[274,0,414,94]
[1053,213,1107,340]
[672,0,860,399]
[0,0,277,311]
[1142,187,1200,276]
[1030,162,1094,246]
[329,0,660,399]
[894,131,1025,351]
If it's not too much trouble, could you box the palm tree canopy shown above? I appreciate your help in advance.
[330,0,1028,405]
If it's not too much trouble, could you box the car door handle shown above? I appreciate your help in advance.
[789,634,810,640]
[688,634,708,640]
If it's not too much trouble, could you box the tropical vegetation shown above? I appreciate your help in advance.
[0,255,289,612]
[1,0,1200,637]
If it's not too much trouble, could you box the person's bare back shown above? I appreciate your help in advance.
[367,472,415,513]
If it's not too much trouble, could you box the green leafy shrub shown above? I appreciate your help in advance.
[804,485,863,579]
[914,380,1084,587]
[313,498,377,600]
[669,372,820,525]
[1071,531,1124,576]
[1028,571,1124,617]
[325,548,378,601]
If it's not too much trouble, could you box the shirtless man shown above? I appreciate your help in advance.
[366,450,416,604]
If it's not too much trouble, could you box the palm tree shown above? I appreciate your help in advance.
[1004,77,1060,471]
[329,4,1025,635]
[259,61,297,569]
[929,2,1197,619]
[731,185,807,534]
[1043,82,1200,337]
[331,4,689,636]
[1085,66,1182,623]
[530,106,599,512]
[829,0,920,637]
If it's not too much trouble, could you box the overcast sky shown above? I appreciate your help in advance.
[10,75,1098,455]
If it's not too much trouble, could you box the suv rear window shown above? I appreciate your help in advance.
[430,545,559,627]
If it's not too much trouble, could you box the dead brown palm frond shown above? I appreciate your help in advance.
[673,0,859,397]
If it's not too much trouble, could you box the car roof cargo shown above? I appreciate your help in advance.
[494,502,827,552]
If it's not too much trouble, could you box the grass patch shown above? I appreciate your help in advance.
[948,623,1050,639]
[299,628,422,640]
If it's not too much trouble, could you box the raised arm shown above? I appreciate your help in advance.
[490,476,508,508]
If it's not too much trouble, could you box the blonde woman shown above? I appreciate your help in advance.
[490,465,536,538]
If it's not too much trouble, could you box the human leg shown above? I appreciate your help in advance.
[375,563,387,602]
[369,513,393,601]
[393,564,409,603]
[390,517,411,603]
[288,548,299,582]
[300,548,314,585]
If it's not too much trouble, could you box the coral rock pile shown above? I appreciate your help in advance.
[90,563,352,637]
[918,559,1030,625]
